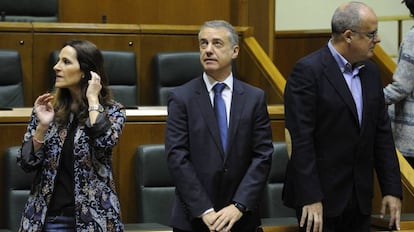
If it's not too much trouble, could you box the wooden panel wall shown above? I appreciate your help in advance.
[0,23,283,107]
[59,0,231,25]
[274,30,331,78]
[274,30,395,90]
[57,0,275,57]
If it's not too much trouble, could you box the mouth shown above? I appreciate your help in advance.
[204,58,217,63]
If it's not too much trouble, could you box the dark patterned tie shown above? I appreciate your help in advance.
[213,83,228,151]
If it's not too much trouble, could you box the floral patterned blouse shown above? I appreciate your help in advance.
[17,101,126,232]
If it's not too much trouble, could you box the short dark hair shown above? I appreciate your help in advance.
[402,0,414,17]
[198,20,239,47]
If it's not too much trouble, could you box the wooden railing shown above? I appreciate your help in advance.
[398,150,414,198]
[243,36,286,96]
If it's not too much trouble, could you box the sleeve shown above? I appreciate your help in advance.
[232,90,273,210]
[165,91,214,218]
[284,60,324,206]
[85,103,126,159]
[18,109,47,173]
[374,70,403,199]
[384,30,414,104]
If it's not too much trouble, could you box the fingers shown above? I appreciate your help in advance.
[35,93,54,109]
[86,71,103,100]
[318,216,323,232]
[35,93,53,103]
[380,199,386,218]
[300,207,308,228]
[389,202,401,230]
[90,71,101,82]
[389,208,401,230]
[212,205,242,232]
[202,211,218,231]
[381,195,402,230]
[300,203,323,232]
[306,213,313,232]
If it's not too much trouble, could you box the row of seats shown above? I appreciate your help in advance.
[2,141,295,231]
[0,50,25,107]
[0,49,203,108]
[0,0,58,22]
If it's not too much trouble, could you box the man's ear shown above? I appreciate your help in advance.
[343,29,353,42]
[232,45,240,59]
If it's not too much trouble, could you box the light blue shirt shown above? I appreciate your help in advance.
[328,41,364,125]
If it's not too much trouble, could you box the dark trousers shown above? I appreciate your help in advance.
[173,229,191,232]
[173,217,258,232]
[43,215,75,232]
[296,192,370,232]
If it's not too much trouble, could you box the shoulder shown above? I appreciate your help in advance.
[234,78,263,93]
[170,76,204,96]
[297,45,329,64]
[290,45,332,77]
[233,79,266,102]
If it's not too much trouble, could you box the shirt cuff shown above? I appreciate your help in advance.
[200,208,214,217]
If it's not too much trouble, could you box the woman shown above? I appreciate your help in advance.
[384,0,414,168]
[17,39,126,231]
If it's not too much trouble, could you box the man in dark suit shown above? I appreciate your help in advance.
[165,20,273,232]
[283,2,402,232]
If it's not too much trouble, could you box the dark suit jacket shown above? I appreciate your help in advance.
[283,44,402,217]
[165,77,273,231]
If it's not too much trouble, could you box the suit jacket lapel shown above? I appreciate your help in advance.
[322,46,360,126]
[195,78,227,157]
[359,65,369,133]
[226,79,245,160]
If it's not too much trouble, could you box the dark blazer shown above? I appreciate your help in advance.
[165,76,273,231]
[283,44,402,217]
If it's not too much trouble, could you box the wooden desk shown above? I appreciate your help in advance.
[371,214,414,230]
[0,105,285,227]
[124,223,172,232]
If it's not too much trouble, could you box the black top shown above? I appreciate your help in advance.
[47,117,77,216]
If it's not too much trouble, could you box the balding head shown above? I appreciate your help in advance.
[331,1,376,36]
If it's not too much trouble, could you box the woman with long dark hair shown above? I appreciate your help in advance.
[17,39,126,232]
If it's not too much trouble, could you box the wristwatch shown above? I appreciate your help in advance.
[88,104,104,113]
[233,202,247,213]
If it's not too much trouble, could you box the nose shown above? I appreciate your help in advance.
[373,34,381,43]
[53,61,60,71]
[205,43,214,53]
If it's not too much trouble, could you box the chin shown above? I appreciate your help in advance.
[54,83,65,89]
[204,66,219,73]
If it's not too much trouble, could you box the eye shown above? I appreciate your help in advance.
[367,30,378,39]
[62,58,71,65]
[199,40,208,48]
[213,40,224,48]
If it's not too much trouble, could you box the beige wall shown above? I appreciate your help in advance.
[275,0,411,59]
